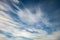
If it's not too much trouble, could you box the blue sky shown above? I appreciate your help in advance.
[0,0,60,40]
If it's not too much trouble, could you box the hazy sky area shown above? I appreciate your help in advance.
[0,0,60,40]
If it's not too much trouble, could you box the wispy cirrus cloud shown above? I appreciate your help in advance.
[13,0,19,3]
[0,0,60,40]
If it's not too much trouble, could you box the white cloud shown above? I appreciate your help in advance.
[33,31,60,40]
[18,8,43,25]
[0,2,8,11]
[0,1,60,40]
[12,28,60,40]
[0,34,11,40]
[13,0,19,3]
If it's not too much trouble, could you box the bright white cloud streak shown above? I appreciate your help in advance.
[13,0,19,3]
